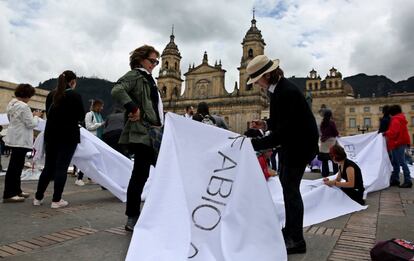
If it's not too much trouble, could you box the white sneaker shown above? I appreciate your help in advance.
[51,199,69,209]
[33,198,43,206]
[75,179,85,186]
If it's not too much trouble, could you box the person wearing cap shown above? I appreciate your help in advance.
[246,55,319,255]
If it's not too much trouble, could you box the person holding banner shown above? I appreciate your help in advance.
[112,45,163,231]
[246,55,319,254]
[34,70,85,208]
[3,84,41,203]
[323,144,365,205]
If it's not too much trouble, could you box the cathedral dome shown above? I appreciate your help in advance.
[162,33,181,57]
[242,18,266,45]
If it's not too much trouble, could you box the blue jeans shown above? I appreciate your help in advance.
[391,145,411,184]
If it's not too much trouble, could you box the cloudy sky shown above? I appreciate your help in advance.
[1,0,413,92]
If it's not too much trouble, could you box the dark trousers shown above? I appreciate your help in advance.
[125,143,155,217]
[341,188,365,205]
[279,163,306,243]
[3,147,30,199]
[35,142,77,202]
[320,153,338,177]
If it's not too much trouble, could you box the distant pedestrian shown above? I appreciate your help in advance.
[384,104,411,188]
[76,99,105,186]
[112,45,163,231]
[378,105,391,134]
[34,70,85,208]
[323,144,365,205]
[319,109,339,177]
[3,84,41,203]
[246,55,319,255]
[184,105,194,119]
[193,102,216,126]
[102,106,125,155]
[212,114,229,129]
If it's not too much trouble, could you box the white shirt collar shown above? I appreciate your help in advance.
[137,67,151,75]
[268,83,277,93]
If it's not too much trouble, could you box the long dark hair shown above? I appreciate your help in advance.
[54,70,76,106]
[321,109,333,128]
[196,102,210,116]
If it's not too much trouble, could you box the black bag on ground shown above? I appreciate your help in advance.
[370,238,414,261]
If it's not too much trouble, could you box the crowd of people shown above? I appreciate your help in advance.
[1,45,412,256]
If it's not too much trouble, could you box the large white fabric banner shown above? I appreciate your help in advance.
[126,113,287,261]
[337,132,392,195]
[33,126,132,202]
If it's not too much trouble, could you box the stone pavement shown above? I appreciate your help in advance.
[0,157,413,260]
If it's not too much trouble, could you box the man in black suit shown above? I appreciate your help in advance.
[247,55,319,255]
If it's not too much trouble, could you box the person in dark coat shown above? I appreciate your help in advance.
[34,70,85,209]
[378,105,391,134]
[246,55,319,255]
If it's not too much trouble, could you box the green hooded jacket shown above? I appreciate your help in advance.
[111,69,159,146]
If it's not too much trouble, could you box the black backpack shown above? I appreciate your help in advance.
[371,238,414,261]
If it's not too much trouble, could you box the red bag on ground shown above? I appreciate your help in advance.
[370,238,414,261]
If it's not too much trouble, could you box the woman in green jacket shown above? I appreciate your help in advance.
[111,45,163,231]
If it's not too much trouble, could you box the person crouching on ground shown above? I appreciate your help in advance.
[323,144,365,205]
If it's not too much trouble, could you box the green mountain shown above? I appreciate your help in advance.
[38,77,115,116]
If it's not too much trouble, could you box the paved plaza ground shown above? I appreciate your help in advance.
[0,156,413,260]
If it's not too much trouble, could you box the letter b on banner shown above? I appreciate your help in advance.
[207,176,233,198]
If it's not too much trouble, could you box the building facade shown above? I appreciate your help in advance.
[157,17,268,134]
[0,80,49,113]
[157,16,413,142]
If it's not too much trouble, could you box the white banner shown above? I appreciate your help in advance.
[126,113,287,261]
[33,126,132,202]
[337,131,392,195]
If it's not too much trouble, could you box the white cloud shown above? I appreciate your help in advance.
[0,0,412,92]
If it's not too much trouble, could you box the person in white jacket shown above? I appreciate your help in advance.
[75,99,105,186]
[3,84,42,203]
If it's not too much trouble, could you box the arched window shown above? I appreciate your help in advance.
[248,49,253,58]
[328,81,332,88]
[315,82,319,89]
[165,61,169,69]
[162,86,167,97]
[308,83,312,90]
[335,81,338,88]
[172,87,179,97]
[175,62,178,70]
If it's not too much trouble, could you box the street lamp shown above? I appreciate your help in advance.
[357,125,370,134]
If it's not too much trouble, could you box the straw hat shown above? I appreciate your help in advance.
[246,55,279,84]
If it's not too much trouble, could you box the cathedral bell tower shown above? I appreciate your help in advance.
[157,26,183,100]
[238,9,266,95]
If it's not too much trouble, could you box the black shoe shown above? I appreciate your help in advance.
[124,216,139,232]
[286,240,306,255]
[399,182,413,188]
[390,180,400,186]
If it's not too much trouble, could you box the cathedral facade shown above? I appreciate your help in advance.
[157,17,268,134]
[157,17,414,142]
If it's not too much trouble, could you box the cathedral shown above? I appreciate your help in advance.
[157,16,268,134]
[156,15,414,140]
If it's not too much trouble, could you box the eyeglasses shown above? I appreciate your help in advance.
[146,58,159,66]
